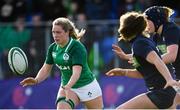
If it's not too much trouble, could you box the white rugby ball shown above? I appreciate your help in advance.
[8,47,28,75]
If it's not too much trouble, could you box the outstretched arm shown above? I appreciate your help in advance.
[34,63,53,83]
[64,65,82,88]
[20,63,53,87]
[106,68,143,79]
[146,51,179,88]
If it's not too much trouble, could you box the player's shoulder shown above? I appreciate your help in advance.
[133,36,154,49]
[70,39,87,53]
[165,22,180,31]
[134,35,152,44]
[47,42,57,51]
[49,42,56,47]
[72,39,85,48]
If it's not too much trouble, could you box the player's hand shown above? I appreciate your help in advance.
[20,77,38,87]
[112,44,134,65]
[62,85,72,100]
[77,29,86,40]
[128,57,134,64]
[106,68,126,76]
[165,79,180,89]
[112,44,128,60]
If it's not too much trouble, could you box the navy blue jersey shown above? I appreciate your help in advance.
[152,34,175,75]
[131,35,166,90]
[161,22,180,79]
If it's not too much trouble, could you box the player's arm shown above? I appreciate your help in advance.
[161,27,179,64]
[146,51,178,87]
[35,63,53,83]
[162,44,178,64]
[63,42,87,89]
[34,43,54,83]
[63,65,82,89]
[62,65,82,101]
[20,63,53,87]
[106,68,143,78]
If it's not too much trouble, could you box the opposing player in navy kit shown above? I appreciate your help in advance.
[113,6,180,79]
[144,6,180,80]
[106,12,180,109]
[112,6,180,108]
[20,17,103,109]
[144,6,180,107]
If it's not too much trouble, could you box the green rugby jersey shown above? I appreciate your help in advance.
[45,38,95,88]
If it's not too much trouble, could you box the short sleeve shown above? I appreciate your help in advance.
[45,43,54,64]
[164,27,180,46]
[71,43,86,66]
[133,40,154,58]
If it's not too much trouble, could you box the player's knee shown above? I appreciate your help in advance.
[56,97,75,109]
[65,99,75,109]
[56,97,66,105]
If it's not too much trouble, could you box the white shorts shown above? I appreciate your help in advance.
[71,79,102,102]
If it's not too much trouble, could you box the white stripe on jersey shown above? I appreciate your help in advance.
[65,38,73,52]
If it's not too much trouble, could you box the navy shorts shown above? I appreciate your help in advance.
[147,86,176,109]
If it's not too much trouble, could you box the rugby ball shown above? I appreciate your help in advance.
[8,47,28,75]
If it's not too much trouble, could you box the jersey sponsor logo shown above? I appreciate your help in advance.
[56,64,70,70]
[157,44,167,54]
[131,50,140,68]
[63,53,69,61]
[132,57,140,68]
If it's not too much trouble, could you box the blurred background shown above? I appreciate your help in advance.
[0,0,180,109]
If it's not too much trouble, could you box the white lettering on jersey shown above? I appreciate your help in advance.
[56,64,70,70]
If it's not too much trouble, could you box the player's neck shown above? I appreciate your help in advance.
[59,37,70,48]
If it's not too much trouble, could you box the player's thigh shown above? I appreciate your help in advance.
[169,102,176,109]
[174,93,180,105]
[117,93,157,109]
[84,96,103,109]
[66,89,80,105]
[57,87,66,98]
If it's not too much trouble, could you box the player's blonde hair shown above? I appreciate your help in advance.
[163,6,174,22]
[52,17,85,40]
